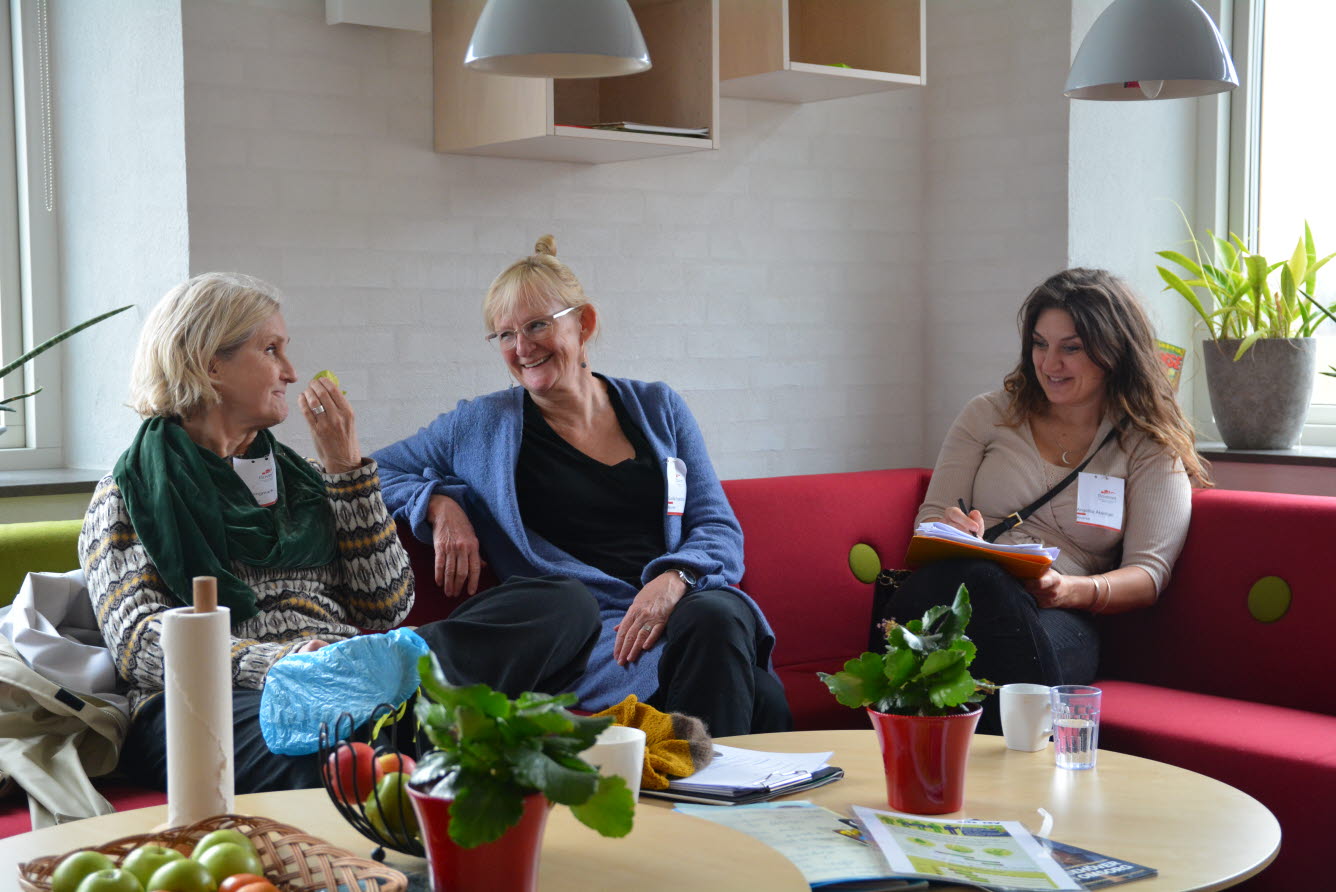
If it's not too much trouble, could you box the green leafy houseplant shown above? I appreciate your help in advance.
[819,585,993,716]
[408,653,634,849]
[0,304,133,413]
[1156,221,1336,360]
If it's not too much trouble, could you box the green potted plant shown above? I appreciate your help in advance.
[1156,222,1336,449]
[819,585,993,815]
[0,304,132,433]
[406,653,634,892]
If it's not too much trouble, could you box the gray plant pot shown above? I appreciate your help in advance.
[1202,338,1316,449]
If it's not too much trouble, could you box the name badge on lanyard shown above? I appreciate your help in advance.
[666,457,687,516]
[1075,472,1124,531]
[233,450,279,507]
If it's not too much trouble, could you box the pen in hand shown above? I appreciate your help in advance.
[956,498,982,538]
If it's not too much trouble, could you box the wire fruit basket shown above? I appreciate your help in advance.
[317,705,425,859]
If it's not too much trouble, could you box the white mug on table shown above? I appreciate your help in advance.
[584,725,647,799]
[1000,683,1052,752]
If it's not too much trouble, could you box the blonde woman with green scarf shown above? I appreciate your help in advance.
[80,272,599,792]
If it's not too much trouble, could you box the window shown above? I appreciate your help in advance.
[1231,0,1336,445]
[0,6,24,450]
[0,0,63,470]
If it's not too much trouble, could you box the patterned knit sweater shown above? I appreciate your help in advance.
[79,458,414,718]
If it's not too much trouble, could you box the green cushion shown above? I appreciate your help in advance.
[0,519,84,607]
[848,542,882,585]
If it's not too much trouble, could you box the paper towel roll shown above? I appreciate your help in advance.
[162,601,235,826]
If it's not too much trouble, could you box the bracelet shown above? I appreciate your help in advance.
[1090,574,1112,614]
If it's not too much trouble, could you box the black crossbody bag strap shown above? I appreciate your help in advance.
[982,427,1119,543]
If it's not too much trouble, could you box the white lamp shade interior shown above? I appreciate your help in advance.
[1065,0,1239,100]
[465,0,651,79]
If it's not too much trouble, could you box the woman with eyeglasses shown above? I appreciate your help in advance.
[374,236,791,736]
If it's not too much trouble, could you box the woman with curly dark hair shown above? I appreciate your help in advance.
[881,268,1209,733]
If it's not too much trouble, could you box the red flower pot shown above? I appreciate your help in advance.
[408,786,550,892]
[867,705,981,814]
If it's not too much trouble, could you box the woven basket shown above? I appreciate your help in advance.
[17,813,407,892]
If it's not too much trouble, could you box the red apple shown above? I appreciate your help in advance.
[218,876,267,892]
[324,740,381,805]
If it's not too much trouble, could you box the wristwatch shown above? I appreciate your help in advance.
[674,568,697,591]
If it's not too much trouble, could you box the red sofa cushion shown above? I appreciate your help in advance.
[0,783,166,839]
[724,469,931,729]
[1096,679,1334,890]
[1099,488,1336,717]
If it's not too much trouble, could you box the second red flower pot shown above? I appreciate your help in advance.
[867,705,981,814]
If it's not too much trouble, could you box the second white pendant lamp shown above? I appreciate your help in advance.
[464,0,652,79]
[1065,0,1238,100]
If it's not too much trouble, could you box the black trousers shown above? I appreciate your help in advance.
[119,575,601,794]
[881,559,1099,735]
[645,589,792,738]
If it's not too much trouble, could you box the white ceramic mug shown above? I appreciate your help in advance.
[583,725,647,799]
[1000,683,1052,752]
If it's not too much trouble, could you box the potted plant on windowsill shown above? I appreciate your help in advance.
[0,304,132,435]
[819,585,993,815]
[407,654,634,892]
[1156,222,1336,449]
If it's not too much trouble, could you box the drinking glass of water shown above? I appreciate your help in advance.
[1050,685,1101,770]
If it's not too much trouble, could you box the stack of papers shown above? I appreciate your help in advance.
[905,523,1058,579]
[642,745,844,806]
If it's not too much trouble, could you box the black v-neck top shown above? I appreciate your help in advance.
[515,382,665,588]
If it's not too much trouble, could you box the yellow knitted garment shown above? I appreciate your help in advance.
[593,695,712,791]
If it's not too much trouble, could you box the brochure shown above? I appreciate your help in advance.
[674,801,927,890]
[852,805,1080,890]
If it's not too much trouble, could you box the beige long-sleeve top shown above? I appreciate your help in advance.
[917,391,1192,593]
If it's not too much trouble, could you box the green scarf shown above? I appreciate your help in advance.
[112,417,338,624]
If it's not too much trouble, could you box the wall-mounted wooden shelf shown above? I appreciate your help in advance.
[432,0,719,163]
[720,0,924,103]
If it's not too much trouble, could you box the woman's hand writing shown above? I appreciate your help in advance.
[299,376,362,474]
[941,505,985,538]
[613,571,688,666]
[427,494,484,597]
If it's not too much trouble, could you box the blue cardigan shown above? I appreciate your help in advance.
[372,377,774,711]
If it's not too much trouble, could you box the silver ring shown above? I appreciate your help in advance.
[640,623,654,633]
[311,403,326,415]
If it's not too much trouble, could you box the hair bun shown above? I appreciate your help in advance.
[534,234,557,257]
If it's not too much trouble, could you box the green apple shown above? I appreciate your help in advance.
[194,842,264,885]
[72,868,143,892]
[51,850,116,892]
[122,845,186,887]
[145,857,217,892]
[189,828,255,859]
[364,771,420,843]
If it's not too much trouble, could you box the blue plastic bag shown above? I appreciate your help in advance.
[259,628,430,756]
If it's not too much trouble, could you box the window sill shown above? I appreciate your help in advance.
[1197,442,1336,468]
[0,467,106,499]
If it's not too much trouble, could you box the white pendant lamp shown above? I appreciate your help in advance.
[1065,0,1238,100]
[464,0,651,79]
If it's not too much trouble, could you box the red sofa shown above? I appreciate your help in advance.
[5,469,1330,892]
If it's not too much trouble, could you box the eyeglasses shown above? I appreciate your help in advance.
[485,305,580,350]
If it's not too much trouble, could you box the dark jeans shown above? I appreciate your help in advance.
[120,575,601,794]
[882,559,1099,734]
[645,589,793,738]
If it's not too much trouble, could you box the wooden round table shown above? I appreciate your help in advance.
[0,731,1279,891]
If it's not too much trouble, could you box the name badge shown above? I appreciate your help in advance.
[666,457,687,516]
[1076,472,1124,531]
[232,450,279,507]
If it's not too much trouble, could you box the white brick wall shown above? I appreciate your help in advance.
[178,0,928,480]
[922,0,1073,462]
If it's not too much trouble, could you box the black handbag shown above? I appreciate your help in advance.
[867,428,1118,653]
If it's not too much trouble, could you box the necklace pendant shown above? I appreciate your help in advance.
[1061,449,1071,465]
